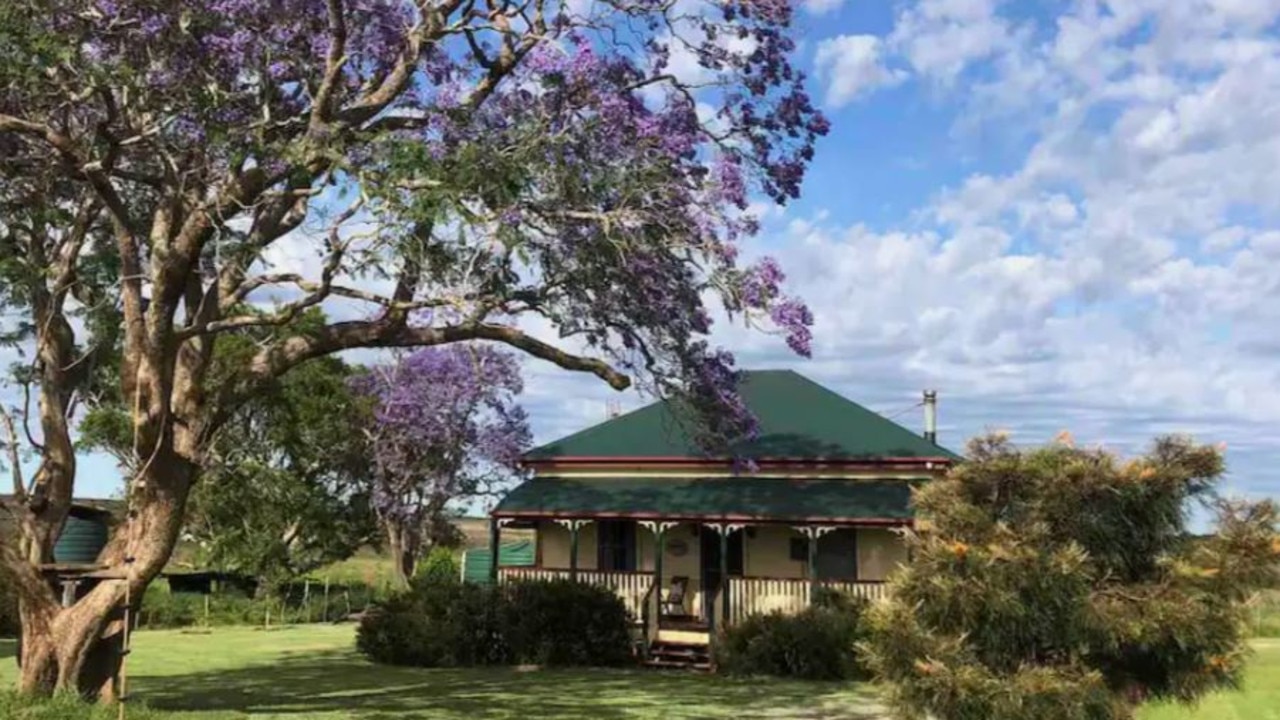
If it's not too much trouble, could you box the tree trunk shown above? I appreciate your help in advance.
[386,523,419,589]
[9,452,193,701]
[16,588,132,699]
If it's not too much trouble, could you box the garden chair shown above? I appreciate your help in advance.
[661,576,689,616]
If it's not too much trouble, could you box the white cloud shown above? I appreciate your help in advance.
[733,1,1280,502]
[886,0,1014,83]
[813,35,906,107]
[803,0,845,16]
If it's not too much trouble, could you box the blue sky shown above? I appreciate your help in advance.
[517,0,1280,513]
[9,0,1280,522]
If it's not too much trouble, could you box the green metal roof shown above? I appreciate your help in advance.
[492,477,919,523]
[525,370,957,461]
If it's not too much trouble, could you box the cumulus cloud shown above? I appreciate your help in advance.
[813,35,906,107]
[803,0,846,16]
[762,0,1280,501]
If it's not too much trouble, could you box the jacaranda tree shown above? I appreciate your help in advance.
[353,344,529,588]
[865,434,1279,720]
[0,0,825,698]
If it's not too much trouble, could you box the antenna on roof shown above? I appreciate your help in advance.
[923,390,938,444]
[606,399,622,419]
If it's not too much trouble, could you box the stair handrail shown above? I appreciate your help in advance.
[641,577,660,652]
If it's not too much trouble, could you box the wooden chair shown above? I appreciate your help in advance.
[661,576,689,616]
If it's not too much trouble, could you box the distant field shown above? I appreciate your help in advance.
[162,517,535,589]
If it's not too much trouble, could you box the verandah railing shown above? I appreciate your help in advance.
[726,577,888,625]
[497,567,654,620]
[496,567,886,627]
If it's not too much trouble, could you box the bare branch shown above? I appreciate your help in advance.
[0,408,25,500]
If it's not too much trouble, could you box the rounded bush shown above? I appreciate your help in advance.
[358,576,632,668]
[716,602,870,681]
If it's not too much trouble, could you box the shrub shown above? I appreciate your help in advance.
[864,434,1280,720]
[500,579,632,667]
[358,576,632,668]
[358,578,504,667]
[716,604,870,681]
[412,547,461,589]
[137,579,385,630]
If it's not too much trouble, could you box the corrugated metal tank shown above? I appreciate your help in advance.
[53,507,112,564]
[462,540,535,584]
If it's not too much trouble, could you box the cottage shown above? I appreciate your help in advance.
[489,370,957,658]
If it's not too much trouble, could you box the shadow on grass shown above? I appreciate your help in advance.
[0,640,15,662]
[136,648,883,719]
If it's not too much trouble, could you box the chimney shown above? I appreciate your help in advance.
[607,399,622,419]
[923,390,938,444]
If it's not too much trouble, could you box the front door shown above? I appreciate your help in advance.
[700,528,744,620]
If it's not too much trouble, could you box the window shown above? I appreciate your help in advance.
[789,537,809,562]
[597,520,637,571]
[815,529,859,580]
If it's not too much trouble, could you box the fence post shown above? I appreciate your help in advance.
[322,576,331,623]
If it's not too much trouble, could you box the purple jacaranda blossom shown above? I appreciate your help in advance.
[350,344,530,583]
[4,0,822,460]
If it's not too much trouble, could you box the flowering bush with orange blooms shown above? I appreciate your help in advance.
[863,434,1279,720]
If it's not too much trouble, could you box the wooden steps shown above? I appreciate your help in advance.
[644,640,712,672]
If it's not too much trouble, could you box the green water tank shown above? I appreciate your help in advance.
[462,540,535,584]
[53,506,112,564]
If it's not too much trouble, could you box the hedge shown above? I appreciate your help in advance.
[358,576,632,668]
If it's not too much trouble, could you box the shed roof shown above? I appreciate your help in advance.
[492,476,919,524]
[525,370,957,462]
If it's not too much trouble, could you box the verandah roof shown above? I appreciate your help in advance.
[492,477,920,524]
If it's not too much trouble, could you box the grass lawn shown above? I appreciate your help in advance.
[0,627,1275,719]
[1138,639,1280,720]
[0,625,881,719]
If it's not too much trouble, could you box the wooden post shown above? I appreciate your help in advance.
[719,527,730,628]
[322,576,331,622]
[807,528,818,606]
[654,526,665,632]
[569,520,580,582]
[489,516,501,584]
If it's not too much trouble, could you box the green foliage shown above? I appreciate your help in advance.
[184,331,378,592]
[716,602,871,681]
[137,581,384,629]
[1247,590,1280,638]
[498,579,634,667]
[0,691,167,719]
[411,547,461,588]
[865,434,1280,720]
[357,577,505,667]
[357,577,632,668]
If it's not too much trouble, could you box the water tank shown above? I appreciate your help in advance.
[53,506,112,564]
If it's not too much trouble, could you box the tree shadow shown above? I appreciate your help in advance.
[135,648,884,719]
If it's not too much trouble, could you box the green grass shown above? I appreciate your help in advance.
[0,625,881,719]
[1138,639,1280,720]
[0,627,1275,719]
